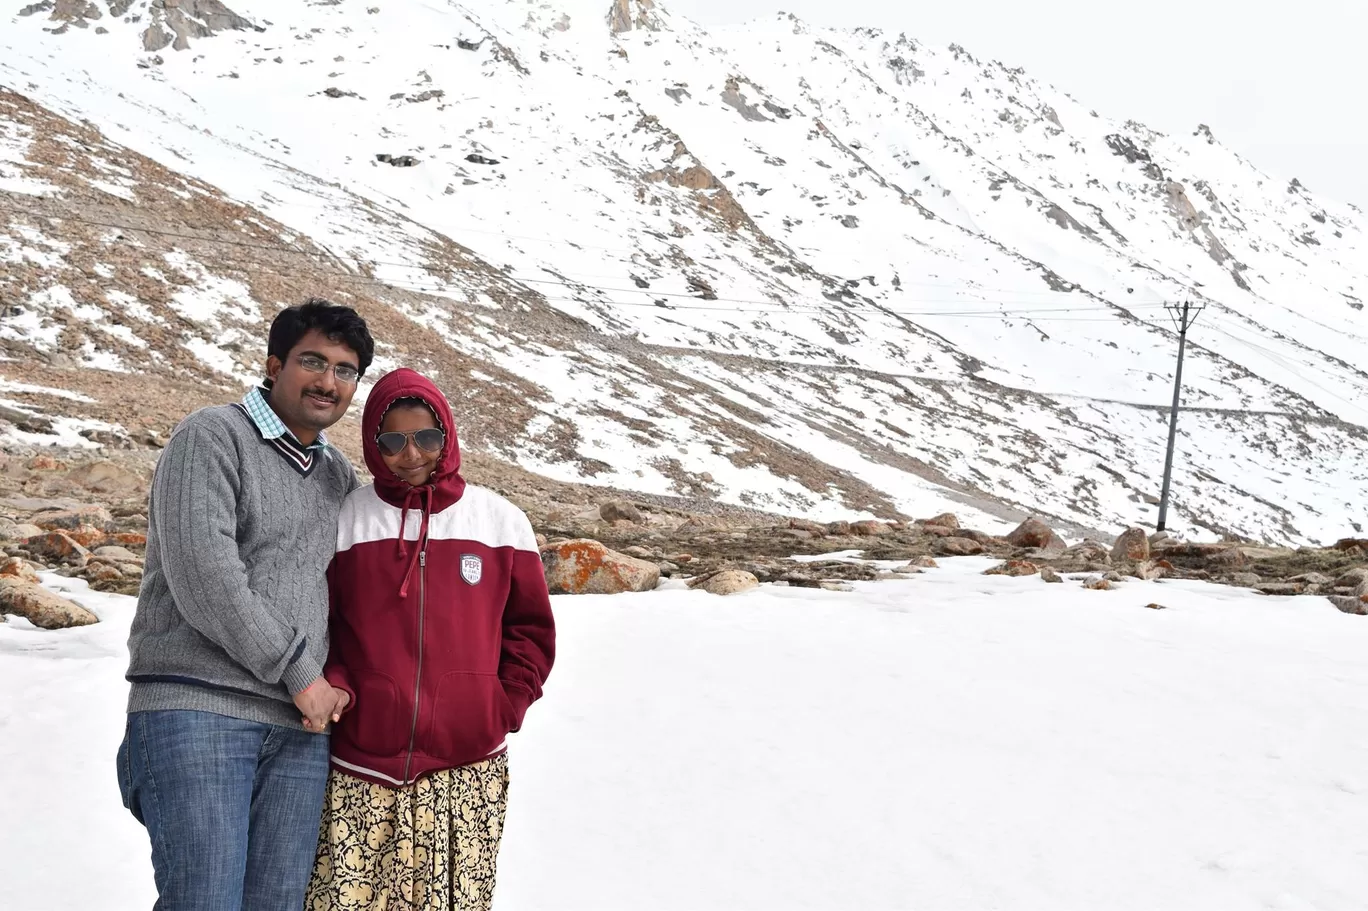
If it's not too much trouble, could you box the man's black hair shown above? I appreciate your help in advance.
[267,298,375,377]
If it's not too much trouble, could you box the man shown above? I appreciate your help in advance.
[116,298,374,911]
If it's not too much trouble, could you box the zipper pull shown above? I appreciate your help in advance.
[419,550,427,567]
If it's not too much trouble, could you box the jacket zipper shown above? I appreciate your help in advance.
[402,548,427,784]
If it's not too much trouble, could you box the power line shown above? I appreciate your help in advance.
[228,199,1197,297]
[1206,325,1366,415]
[0,216,1160,323]
[2,203,1172,314]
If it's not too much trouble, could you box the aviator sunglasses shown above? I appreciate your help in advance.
[375,428,446,456]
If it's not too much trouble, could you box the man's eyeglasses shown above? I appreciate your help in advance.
[297,354,360,385]
[376,428,446,456]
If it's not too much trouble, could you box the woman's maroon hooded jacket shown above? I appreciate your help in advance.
[323,369,555,787]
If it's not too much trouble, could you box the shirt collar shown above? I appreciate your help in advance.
[241,386,328,451]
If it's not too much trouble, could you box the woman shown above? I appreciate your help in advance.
[306,368,556,911]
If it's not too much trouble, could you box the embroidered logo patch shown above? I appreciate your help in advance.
[460,554,483,585]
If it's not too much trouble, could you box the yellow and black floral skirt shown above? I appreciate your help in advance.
[305,754,510,911]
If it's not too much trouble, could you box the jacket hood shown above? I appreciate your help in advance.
[361,368,466,512]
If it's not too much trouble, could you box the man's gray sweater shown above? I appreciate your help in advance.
[125,404,356,729]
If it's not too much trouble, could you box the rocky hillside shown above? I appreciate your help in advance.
[9,445,1368,632]
[2,0,1367,545]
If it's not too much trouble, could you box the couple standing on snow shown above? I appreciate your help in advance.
[115,299,556,910]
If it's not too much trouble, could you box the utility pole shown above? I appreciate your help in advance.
[1156,298,1204,533]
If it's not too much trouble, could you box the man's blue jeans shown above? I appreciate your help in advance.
[116,710,330,911]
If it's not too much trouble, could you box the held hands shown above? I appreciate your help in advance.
[294,678,351,732]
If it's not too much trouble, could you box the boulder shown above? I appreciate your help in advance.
[1006,518,1058,549]
[689,570,759,596]
[933,536,984,557]
[0,557,40,584]
[1208,547,1250,569]
[0,405,51,433]
[919,524,958,537]
[1063,541,1111,565]
[984,560,1039,578]
[1256,582,1305,596]
[66,460,144,495]
[85,563,124,584]
[31,505,116,532]
[22,532,92,566]
[1230,572,1262,587]
[1329,595,1368,616]
[622,545,655,559]
[599,501,644,524]
[1040,567,1063,583]
[64,526,109,548]
[1,522,44,542]
[0,577,99,629]
[1111,527,1151,563]
[741,563,780,581]
[93,546,141,563]
[849,520,892,537]
[921,513,960,530]
[541,539,659,595]
[905,555,938,569]
[1333,568,1368,589]
[1153,542,1248,570]
[1039,534,1068,556]
[1129,561,1166,581]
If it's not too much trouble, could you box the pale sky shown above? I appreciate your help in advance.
[668,0,1368,209]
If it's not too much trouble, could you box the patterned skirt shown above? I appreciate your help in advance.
[304,754,510,911]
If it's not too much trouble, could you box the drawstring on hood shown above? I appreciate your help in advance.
[361,369,466,597]
[394,484,430,599]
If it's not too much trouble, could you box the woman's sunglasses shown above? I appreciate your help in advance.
[376,428,446,457]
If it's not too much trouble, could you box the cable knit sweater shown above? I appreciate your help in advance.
[124,403,357,729]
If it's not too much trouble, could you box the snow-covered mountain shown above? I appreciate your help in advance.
[2,0,1366,544]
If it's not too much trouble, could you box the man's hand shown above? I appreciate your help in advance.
[294,678,342,731]
[329,688,351,723]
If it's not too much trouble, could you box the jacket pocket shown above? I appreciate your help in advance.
[425,672,511,762]
[344,671,408,756]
